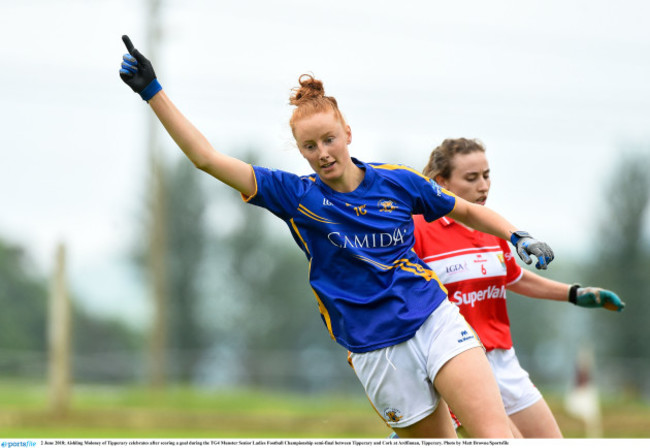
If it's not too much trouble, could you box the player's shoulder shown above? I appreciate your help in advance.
[253,165,318,201]
[299,173,319,184]
[368,162,428,180]
[368,162,433,197]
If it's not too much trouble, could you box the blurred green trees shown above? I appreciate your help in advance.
[164,158,210,383]
[132,156,210,384]
[585,150,650,395]
[0,240,47,356]
[508,148,650,398]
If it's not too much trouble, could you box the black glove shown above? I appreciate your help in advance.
[510,230,554,270]
[119,35,162,101]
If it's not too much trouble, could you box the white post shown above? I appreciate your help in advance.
[564,345,603,437]
[48,242,71,414]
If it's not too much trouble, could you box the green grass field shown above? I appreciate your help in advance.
[1,380,649,438]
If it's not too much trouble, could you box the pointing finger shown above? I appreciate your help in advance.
[122,35,135,54]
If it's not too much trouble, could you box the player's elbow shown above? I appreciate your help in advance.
[187,148,216,172]
[191,156,211,172]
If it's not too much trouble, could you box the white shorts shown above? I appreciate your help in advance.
[348,299,482,428]
[486,347,542,415]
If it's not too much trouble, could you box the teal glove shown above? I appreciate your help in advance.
[569,285,625,312]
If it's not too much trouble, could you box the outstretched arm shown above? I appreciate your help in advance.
[448,197,554,269]
[119,35,255,196]
[448,197,514,241]
[508,270,569,301]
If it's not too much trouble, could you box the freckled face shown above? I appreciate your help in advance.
[293,111,355,188]
[436,151,491,205]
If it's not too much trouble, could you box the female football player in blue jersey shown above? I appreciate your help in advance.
[118,35,555,438]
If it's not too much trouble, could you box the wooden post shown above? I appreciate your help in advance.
[48,242,71,415]
[146,0,168,389]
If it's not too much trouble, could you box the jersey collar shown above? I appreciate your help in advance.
[439,216,455,227]
[315,157,375,197]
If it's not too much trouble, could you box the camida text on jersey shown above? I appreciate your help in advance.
[243,158,457,353]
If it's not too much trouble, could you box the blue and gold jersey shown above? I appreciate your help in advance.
[243,158,457,353]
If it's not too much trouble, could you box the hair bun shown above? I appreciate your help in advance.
[288,73,344,135]
[290,74,325,106]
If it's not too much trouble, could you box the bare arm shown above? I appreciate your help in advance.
[118,35,255,196]
[148,91,256,196]
[508,268,625,311]
[448,197,554,269]
[508,269,569,301]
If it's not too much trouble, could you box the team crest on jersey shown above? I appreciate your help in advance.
[384,408,403,423]
[497,253,506,269]
[378,199,398,213]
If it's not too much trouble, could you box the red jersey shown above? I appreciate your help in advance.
[413,215,523,351]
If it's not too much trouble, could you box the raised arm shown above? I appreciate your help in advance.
[448,196,554,269]
[118,35,255,196]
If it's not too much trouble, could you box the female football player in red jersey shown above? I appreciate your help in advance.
[119,34,559,438]
[412,138,625,438]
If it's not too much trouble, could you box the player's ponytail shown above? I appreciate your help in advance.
[289,74,346,137]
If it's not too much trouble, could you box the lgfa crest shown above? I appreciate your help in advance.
[384,408,403,423]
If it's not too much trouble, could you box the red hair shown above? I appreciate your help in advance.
[289,74,346,136]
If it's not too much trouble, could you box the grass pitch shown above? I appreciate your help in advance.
[0,380,649,438]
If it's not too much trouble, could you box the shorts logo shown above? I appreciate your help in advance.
[384,408,403,423]
[458,329,475,344]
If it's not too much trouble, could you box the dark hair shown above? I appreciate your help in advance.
[423,138,486,180]
[289,74,346,137]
